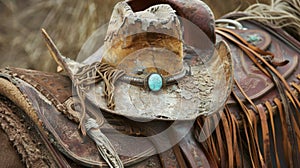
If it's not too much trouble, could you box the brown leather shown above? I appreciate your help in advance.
[179,131,218,168]
[0,1,221,164]
[0,93,162,168]
[222,12,300,53]
[219,21,300,108]
[0,67,214,167]
[2,68,156,167]
[209,13,300,168]
[0,95,63,167]
[0,122,25,168]
[1,4,300,168]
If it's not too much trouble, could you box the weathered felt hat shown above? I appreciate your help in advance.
[43,0,233,121]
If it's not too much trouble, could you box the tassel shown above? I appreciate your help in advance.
[85,118,124,168]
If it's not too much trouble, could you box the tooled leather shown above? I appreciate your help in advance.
[230,29,272,50]
[0,68,158,167]
[222,12,300,54]
[0,68,212,167]
[8,67,72,106]
[221,21,300,107]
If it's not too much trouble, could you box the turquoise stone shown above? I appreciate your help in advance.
[148,73,163,91]
[246,34,261,44]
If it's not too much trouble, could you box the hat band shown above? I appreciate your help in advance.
[119,67,189,91]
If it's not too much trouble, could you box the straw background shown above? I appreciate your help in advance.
[0,0,269,72]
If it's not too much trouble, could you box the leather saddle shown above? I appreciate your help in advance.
[1,0,300,168]
[0,67,216,168]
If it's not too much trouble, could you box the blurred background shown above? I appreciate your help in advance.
[0,0,269,72]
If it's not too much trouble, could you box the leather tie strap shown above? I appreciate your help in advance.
[257,104,271,167]
[265,101,281,168]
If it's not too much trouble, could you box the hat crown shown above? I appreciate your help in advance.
[102,2,183,77]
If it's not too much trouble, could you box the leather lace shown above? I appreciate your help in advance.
[74,62,125,135]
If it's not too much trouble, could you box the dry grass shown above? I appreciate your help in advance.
[0,0,120,71]
[0,0,269,72]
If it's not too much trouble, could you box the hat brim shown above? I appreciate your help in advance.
[84,40,233,121]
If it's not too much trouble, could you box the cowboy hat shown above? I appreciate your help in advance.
[43,1,233,121]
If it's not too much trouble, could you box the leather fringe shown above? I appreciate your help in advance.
[195,27,300,167]
[195,75,300,168]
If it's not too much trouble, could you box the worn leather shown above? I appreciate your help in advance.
[126,0,216,43]
[0,0,222,166]
[3,17,298,166]
[0,67,215,167]
[1,2,300,168]
[217,14,300,118]
[213,13,300,168]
